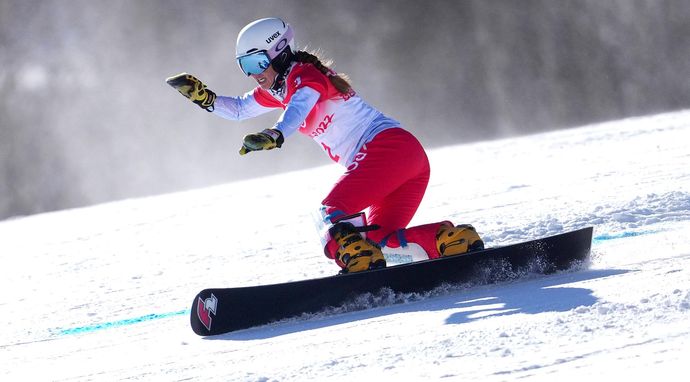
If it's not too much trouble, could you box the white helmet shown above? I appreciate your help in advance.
[235,18,295,76]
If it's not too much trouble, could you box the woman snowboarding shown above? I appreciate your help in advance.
[167,17,483,273]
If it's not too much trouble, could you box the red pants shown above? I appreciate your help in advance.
[322,128,446,261]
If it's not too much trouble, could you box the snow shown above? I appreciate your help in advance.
[2,110,690,381]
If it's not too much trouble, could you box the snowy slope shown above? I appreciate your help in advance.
[2,111,690,381]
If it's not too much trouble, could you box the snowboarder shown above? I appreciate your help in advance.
[166,17,484,273]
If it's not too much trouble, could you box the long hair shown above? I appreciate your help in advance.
[294,50,352,94]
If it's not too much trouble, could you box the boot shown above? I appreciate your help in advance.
[436,223,484,257]
[329,222,386,273]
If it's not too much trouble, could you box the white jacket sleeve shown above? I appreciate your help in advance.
[212,90,273,121]
[273,86,320,137]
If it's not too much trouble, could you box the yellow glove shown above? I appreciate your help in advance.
[165,73,216,112]
[239,129,284,156]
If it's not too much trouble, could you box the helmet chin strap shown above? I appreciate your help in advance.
[269,46,295,92]
[269,72,283,92]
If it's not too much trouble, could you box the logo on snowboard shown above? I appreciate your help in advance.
[196,293,218,331]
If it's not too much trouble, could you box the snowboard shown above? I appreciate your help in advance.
[191,226,593,336]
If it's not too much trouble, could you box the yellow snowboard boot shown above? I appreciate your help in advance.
[436,223,485,257]
[329,222,386,273]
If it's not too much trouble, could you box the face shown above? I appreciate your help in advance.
[250,65,278,90]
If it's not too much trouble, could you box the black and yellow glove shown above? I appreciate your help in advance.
[239,129,284,156]
[165,73,216,112]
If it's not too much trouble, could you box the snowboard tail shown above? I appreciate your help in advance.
[191,227,593,336]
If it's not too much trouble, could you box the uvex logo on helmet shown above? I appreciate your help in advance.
[266,31,281,44]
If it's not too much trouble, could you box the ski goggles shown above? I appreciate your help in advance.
[237,50,272,76]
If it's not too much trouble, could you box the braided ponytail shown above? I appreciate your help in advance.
[295,50,352,94]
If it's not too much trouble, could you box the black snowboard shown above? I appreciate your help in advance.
[191,226,593,335]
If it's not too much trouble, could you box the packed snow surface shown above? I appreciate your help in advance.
[2,111,690,381]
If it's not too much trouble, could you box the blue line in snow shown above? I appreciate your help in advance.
[593,229,662,243]
[58,309,189,336]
